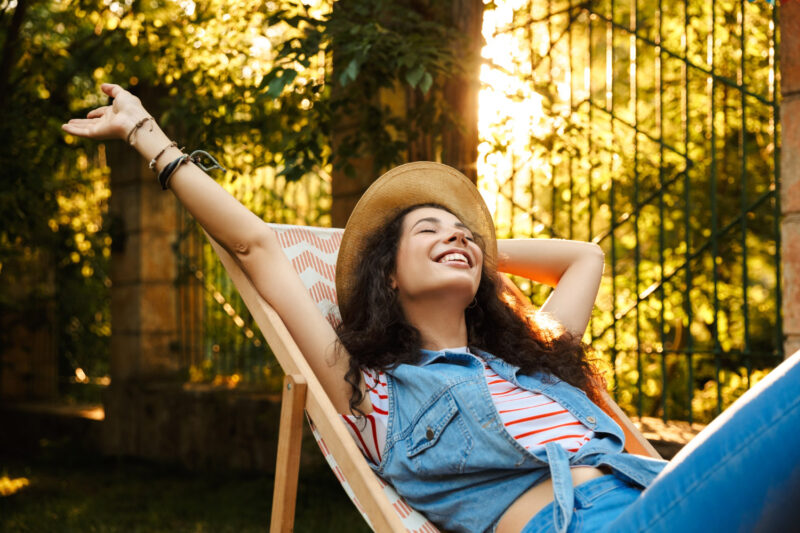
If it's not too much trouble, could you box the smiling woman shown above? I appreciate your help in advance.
[63,85,800,533]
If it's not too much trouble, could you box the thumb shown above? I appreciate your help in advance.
[101,83,124,98]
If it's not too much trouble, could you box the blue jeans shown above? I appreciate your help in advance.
[522,349,800,532]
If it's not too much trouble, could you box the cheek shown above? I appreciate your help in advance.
[395,244,426,281]
[393,241,418,285]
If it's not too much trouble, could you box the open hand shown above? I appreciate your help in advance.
[62,83,152,142]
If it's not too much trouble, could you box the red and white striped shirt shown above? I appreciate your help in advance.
[341,348,594,465]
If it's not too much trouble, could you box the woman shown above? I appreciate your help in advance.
[64,84,800,533]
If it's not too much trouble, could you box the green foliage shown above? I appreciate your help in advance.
[0,0,121,382]
[265,0,471,175]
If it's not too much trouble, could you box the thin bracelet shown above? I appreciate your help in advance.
[149,141,178,172]
[158,154,190,190]
[126,116,154,145]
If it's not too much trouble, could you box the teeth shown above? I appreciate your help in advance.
[438,253,469,265]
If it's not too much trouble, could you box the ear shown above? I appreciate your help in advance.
[389,273,398,290]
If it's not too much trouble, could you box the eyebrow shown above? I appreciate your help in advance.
[411,216,472,233]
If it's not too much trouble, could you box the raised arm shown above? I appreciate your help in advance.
[496,238,604,336]
[62,84,366,415]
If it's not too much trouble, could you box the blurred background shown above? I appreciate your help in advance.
[0,0,794,530]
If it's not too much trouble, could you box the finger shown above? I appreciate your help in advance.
[87,106,109,119]
[67,118,100,126]
[62,123,89,136]
[63,123,110,140]
[101,83,124,98]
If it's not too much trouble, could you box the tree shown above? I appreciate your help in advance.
[263,0,485,225]
[0,0,487,393]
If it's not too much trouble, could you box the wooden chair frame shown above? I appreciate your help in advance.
[203,228,660,533]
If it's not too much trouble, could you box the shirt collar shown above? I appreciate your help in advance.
[416,345,505,367]
[418,346,471,366]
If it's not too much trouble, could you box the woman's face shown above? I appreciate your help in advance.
[391,206,483,308]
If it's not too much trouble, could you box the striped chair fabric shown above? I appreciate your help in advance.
[269,223,441,533]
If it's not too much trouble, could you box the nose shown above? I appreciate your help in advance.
[445,227,469,245]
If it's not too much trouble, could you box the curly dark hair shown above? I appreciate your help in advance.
[335,203,606,418]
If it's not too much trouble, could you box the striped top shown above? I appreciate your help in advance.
[341,348,594,465]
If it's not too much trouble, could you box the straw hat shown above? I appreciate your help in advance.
[336,161,497,314]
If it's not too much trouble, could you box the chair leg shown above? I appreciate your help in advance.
[270,374,308,533]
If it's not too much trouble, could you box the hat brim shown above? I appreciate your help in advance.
[336,161,497,314]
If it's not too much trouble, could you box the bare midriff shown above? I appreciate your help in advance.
[495,466,611,533]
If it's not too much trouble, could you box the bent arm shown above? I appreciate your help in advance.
[497,238,604,336]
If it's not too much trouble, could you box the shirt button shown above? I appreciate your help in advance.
[586,416,596,424]
[426,427,434,440]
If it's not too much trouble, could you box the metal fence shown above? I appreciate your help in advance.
[174,166,331,390]
[478,0,782,423]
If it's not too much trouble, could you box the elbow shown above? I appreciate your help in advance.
[576,242,605,279]
[588,242,605,264]
[589,243,605,273]
[234,223,278,257]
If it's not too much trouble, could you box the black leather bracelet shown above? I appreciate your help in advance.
[156,150,227,191]
[158,154,189,190]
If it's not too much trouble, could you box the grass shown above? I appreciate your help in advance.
[0,437,372,533]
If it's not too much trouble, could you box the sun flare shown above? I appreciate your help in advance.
[477,1,558,234]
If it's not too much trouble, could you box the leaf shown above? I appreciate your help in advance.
[419,72,433,93]
[266,76,286,98]
[405,64,424,88]
[339,59,360,86]
[266,70,298,98]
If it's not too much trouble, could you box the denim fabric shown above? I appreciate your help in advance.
[520,349,800,533]
[521,475,642,533]
[371,348,667,533]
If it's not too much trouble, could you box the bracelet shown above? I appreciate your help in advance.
[149,141,178,173]
[156,149,228,191]
[158,154,190,190]
[126,116,154,144]
[186,150,227,173]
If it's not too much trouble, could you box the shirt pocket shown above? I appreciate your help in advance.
[406,390,473,474]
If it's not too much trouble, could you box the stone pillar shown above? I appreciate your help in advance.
[781,1,800,357]
[0,252,57,401]
[104,127,181,453]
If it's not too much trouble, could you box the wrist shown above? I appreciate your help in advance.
[126,116,156,145]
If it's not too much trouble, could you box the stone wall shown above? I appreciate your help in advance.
[101,384,296,472]
[0,248,57,401]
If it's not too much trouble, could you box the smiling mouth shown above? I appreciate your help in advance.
[435,252,471,267]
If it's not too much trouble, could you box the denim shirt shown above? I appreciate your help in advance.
[369,348,667,533]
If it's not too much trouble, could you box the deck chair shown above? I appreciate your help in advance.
[203,223,662,533]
